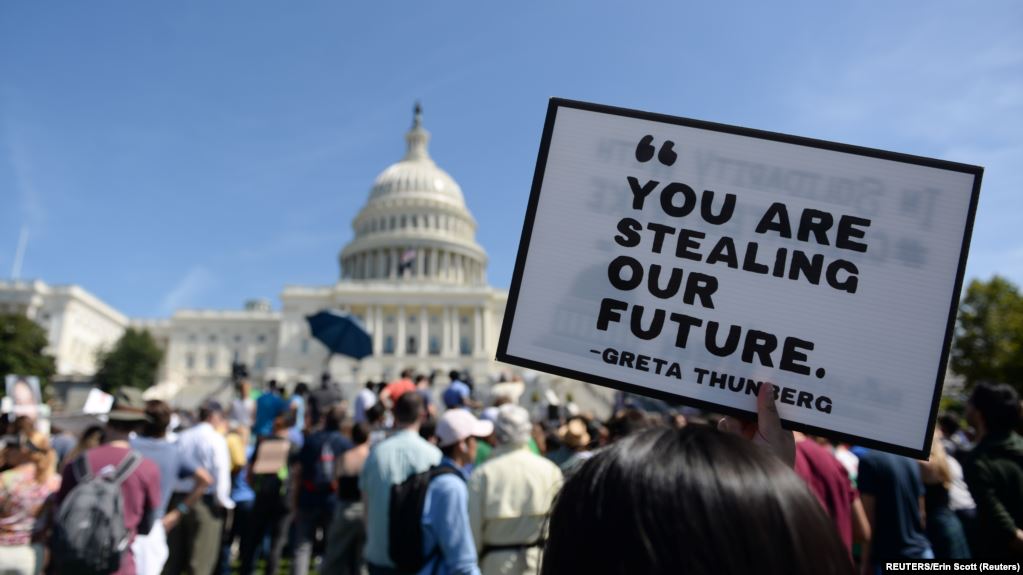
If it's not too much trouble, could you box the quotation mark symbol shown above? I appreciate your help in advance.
[635,134,677,166]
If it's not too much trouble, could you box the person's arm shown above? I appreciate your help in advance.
[851,495,870,544]
[964,459,1019,551]
[163,467,213,531]
[431,477,481,575]
[137,462,163,536]
[859,494,875,575]
[468,473,485,555]
[213,439,234,509]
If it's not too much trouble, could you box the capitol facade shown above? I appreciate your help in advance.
[0,105,510,400]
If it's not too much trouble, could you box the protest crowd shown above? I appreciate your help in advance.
[0,367,1020,575]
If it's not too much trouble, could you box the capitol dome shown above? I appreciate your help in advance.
[340,104,488,285]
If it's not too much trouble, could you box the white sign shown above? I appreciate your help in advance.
[497,99,982,457]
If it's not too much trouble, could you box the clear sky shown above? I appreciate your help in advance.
[1,1,1020,318]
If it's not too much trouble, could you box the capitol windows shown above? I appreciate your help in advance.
[407,336,418,354]
[383,336,395,355]
[429,336,440,356]
[401,215,407,228]
[460,336,471,356]
[209,334,217,343]
[188,334,197,343]
[258,334,267,343]
[185,353,195,370]
[234,335,242,343]
[206,352,217,370]
[254,353,265,371]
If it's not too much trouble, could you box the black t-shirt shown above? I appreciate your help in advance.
[857,450,930,561]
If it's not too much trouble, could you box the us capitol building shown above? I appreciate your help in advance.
[0,106,514,401]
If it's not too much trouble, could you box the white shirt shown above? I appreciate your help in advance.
[354,388,377,423]
[173,422,234,509]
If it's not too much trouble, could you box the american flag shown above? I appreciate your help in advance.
[399,248,416,275]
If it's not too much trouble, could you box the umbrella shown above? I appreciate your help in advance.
[306,310,373,361]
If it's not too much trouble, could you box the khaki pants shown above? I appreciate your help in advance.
[162,494,225,575]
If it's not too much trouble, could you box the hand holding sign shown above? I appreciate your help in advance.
[718,383,795,468]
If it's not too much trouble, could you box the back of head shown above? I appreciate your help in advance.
[401,368,414,380]
[295,382,310,397]
[494,404,532,447]
[143,400,172,438]
[542,426,852,575]
[323,404,344,433]
[199,400,224,424]
[351,422,371,445]
[970,382,1021,435]
[448,370,461,383]
[394,391,425,426]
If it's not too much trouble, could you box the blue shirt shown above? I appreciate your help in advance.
[359,429,442,567]
[291,395,306,432]
[131,436,198,518]
[443,381,471,409]
[231,445,256,504]
[419,458,481,575]
[253,392,288,437]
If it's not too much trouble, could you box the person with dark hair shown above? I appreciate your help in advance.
[60,424,104,473]
[55,389,162,575]
[322,422,372,575]
[469,405,562,575]
[541,422,852,575]
[382,368,417,406]
[131,400,212,575]
[360,391,441,574]
[309,373,343,426]
[417,409,492,575]
[253,379,289,438]
[415,373,437,420]
[355,380,379,424]
[964,382,1023,559]
[292,406,354,575]
[938,412,971,460]
[164,401,234,575]
[292,381,311,436]
[442,370,476,410]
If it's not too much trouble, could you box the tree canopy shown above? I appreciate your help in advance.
[0,313,56,394]
[94,328,164,392]
[950,276,1023,394]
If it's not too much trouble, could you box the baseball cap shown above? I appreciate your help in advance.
[435,409,494,448]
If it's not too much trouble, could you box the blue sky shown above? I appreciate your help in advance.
[1,1,1020,318]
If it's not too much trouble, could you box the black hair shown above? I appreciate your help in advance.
[268,379,280,392]
[969,383,1021,435]
[420,419,437,444]
[394,391,425,425]
[937,412,961,436]
[606,408,656,441]
[351,422,370,445]
[366,402,386,426]
[295,382,310,396]
[365,380,375,389]
[449,370,461,382]
[143,400,172,438]
[323,405,344,433]
[542,426,852,575]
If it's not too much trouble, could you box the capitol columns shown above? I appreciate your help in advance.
[441,306,451,356]
[452,307,461,356]
[371,305,383,356]
[396,306,407,356]
[418,305,428,358]
[474,306,483,356]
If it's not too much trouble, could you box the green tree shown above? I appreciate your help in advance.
[94,328,164,392]
[0,313,56,393]
[950,276,1023,394]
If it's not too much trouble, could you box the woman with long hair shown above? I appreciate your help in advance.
[918,430,972,559]
[542,384,852,575]
[0,430,61,575]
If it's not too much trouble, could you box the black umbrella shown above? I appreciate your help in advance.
[306,310,373,361]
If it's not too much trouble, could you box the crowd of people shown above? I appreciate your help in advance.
[0,368,1020,575]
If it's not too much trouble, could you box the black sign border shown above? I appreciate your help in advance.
[496,97,983,459]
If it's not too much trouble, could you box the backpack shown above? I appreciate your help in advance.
[389,466,463,573]
[53,451,143,575]
[303,433,338,495]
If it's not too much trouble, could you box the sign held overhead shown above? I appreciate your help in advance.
[497,98,982,458]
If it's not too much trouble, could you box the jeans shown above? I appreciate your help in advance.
[218,498,254,575]
[292,501,337,575]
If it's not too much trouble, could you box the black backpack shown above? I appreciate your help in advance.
[53,451,143,575]
[389,466,463,573]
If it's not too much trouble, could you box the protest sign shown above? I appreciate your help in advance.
[497,98,982,457]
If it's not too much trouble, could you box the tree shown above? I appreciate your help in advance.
[0,313,56,394]
[950,276,1023,394]
[94,328,164,393]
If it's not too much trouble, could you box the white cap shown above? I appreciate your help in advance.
[435,409,494,448]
